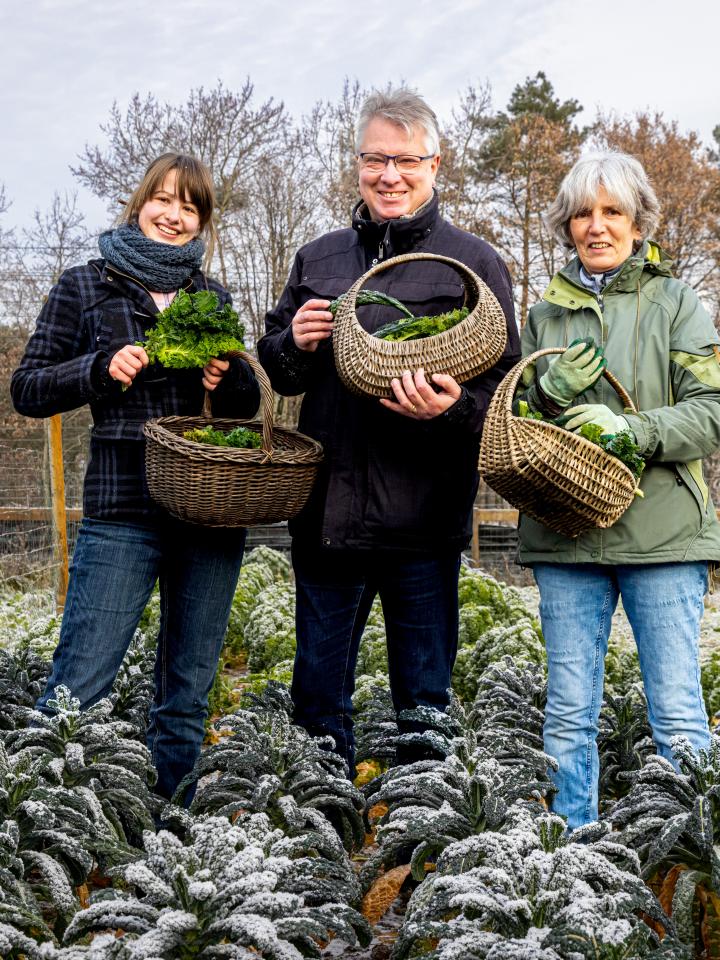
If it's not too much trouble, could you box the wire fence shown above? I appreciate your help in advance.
[0,404,528,594]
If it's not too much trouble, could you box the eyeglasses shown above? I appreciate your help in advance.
[357,152,436,174]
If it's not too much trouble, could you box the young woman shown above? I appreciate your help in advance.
[11,153,259,801]
[518,151,720,829]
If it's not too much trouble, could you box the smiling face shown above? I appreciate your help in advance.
[357,117,439,222]
[137,169,201,246]
[569,185,642,273]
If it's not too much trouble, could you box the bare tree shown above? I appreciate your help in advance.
[303,78,367,228]
[593,111,720,319]
[72,80,289,290]
[473,73,586,323]
[437,83,496,237]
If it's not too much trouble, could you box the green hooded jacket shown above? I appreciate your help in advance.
[518,241,720,565]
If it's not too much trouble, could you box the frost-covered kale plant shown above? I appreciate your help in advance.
[608,734,720,953]
[392,810,678,960]
[173,683,366,852]
[361,695,556,888]
[107,632,155,734]
[57,814,371,959]
[3,686,158,850]
[353,672,398,768]
[597,684,654,808]
[0,590,61,661]
[0,646,51,731]
[468,656,551,785]
[453,619,545,702]
[244,582,297,672]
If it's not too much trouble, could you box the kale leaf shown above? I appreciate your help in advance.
[139,289,245,369]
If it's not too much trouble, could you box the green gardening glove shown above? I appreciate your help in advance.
[539,338,606,407]
[562,404,632,437]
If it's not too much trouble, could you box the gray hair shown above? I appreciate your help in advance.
[546,150,661,249]
[355,88,441,156]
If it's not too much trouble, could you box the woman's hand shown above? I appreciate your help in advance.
[202,357,230,391]
[380,368,462,419]
[563,403,631,436]
[291,299,334,352]
[539,339,605,406]
[108,344,149,386]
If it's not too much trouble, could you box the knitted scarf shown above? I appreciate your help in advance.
[98,221,205,292]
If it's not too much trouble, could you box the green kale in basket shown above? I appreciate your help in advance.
[516,404,645,480]
[139,289,246,369]
[329,289,468,341]
[183,425,262,449]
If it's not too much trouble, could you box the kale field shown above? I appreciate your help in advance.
[1,546,720,958]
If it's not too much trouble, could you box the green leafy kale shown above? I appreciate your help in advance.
[515,403,645,479]
[374,306,469,341]
[139,289,245,369]
[183,425,262,449]
[601,429,646,480]
[517,399,544,420]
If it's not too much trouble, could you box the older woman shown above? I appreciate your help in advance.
[519,151,720,829]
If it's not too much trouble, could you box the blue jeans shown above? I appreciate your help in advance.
[534,561,710,829]
[37,516,246,800]
[291,542,461,774]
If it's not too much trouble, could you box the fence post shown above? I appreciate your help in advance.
[46,414,69,612]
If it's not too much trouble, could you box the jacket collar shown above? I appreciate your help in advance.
[351,189,439,257]
[542,240,674,310]
[91,258,196,314]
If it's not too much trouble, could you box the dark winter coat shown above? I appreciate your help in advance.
[11,260,260,519]
[258,193,520,553]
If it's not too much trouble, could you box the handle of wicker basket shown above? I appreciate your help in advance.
[502,347,637,415]
[339,252,483,324]
[200,351,274,457]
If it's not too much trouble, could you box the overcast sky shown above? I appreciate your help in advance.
[2,0,718,234]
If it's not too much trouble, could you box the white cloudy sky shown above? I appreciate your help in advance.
[2,0,718,233]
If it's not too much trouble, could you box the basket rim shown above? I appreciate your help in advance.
[481,412,638,486]
[335,251,495,354]
[143,415,324,464]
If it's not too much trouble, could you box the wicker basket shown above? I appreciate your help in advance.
[479,348,640,538]
[144,352,323,527]
[332,252,508,398]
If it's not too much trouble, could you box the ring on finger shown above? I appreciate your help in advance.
[409,403,417,414]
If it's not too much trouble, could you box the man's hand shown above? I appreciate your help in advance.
[202,357,230,392]
[108,344,149,386]
[291,299,334,352]
[380,368,462,419]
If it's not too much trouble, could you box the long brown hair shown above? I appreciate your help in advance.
[122,153,218,260]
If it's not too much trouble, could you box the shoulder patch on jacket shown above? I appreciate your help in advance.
[670,350,720,388]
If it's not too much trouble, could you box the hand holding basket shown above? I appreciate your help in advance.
[143,352,323,527]
[479,348,640,537]
[332,252,508,398]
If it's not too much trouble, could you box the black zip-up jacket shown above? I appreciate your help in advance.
[11,259,260,520]
[258,194,520,553]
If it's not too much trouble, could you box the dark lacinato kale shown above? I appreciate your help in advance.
[374,306,469,341]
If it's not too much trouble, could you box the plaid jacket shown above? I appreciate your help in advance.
[11,259,260,519]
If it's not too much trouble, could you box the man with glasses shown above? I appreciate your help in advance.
[259,88,519,774]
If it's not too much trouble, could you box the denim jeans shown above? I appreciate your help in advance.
[291,542,461,774]
[533,561,710,829]
[37,516,246,800]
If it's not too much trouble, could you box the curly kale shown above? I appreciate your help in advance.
[182,425,261,449]
[139,288,245,369]
[601,429,646,480]
[516,403,645,480]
